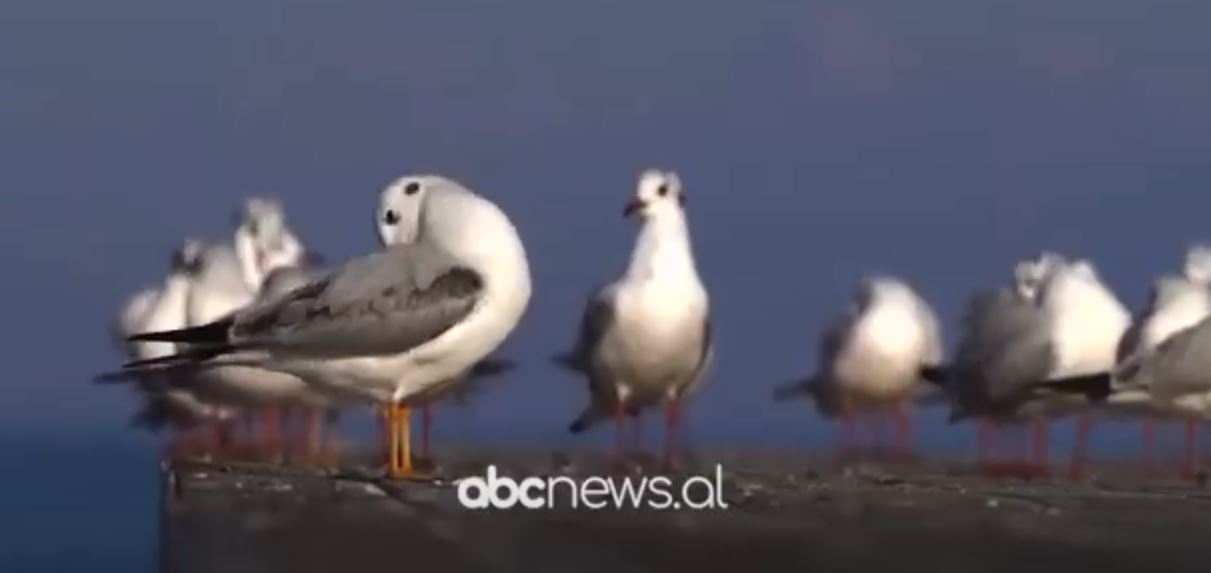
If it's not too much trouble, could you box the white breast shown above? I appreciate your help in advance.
[1044,275,1130,377]
[833,304,927,398]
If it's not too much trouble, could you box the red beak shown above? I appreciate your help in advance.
[623,197,645,218]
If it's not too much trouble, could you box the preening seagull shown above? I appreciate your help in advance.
[776,276,942,456]
[186,197,314,327]
[558,169,711,465]
[119,176,532,479]
[924,253,1113,475]
[373,176,518,459]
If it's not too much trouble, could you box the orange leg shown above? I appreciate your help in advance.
[387,403,414,479]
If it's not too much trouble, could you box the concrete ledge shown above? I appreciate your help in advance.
[160,451,1211,573]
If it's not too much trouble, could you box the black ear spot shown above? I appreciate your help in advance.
[678,194,687,206]
[384,210,401,225]
[404,182,421,196]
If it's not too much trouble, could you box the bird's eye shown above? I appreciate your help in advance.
[404,182,421,196]
[384,210,400,225]
[657,184,669,197]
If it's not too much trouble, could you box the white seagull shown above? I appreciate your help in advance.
[777,276,942,458]
[1034,256,1130,475]
[120,175,532,479]
[112,239,240,437]
[557,169,712,466]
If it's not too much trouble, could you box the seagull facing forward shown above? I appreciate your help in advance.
[558,169,712,466]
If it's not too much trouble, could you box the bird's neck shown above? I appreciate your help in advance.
[625,213,699,283]
[233,228,264,291]
[161,271,193,302]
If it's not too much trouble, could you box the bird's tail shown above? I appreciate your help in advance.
[1031,371,1113,401]
[93,344,233,384]
[128,318,232,346]
[918,364,951,386]
[771,378,813,402]
[567,407,605,434]
[551,352,585,373]
[469,357,517,378]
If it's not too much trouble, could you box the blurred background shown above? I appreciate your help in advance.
[3,0,1211,569]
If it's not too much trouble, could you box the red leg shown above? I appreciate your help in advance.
[632,415,644,451]
[838,410,857,456]
[420,403,432,461]
[892,401,912,459]
[1069,416,1091,479]
[1032,418,1049,466]
[1142,418,1155,463]
[977,419,992,466]
[261,406,280,458]
[663,399,681,468]
[612,403,626,459]
[1182,420,1197,479]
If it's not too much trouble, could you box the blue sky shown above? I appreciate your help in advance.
[4,0,1211,454]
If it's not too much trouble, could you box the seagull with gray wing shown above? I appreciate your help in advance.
[373,176,517,461]
[114,175,532,479]
[923,253,1112,477]
[557,169,711,467]
[1112,244,1211,471]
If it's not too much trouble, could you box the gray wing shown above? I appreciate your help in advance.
[913,296,944,365]
[677,316,713,398]
[562,283,619,371]
[1120,317,1211,394]
[951,288,1055,414]
[230,243,482,358]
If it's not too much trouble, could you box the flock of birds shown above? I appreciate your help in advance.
[103,169,1211,480]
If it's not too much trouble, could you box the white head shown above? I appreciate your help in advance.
[623,169,685,222]
[1183,244,1211,285]
[233,197,314,289]
[1013,251,1067,300]
[377,176,427,246]
[856,275,915,309]
[169,238,206,276]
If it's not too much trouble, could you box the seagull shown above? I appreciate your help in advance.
[186,197,313,326]
[118,175,532,479]
[557,169,711,466]
[923,253,1112,476]
[114,239,206,362]
[1034,256,1130,476]
[112,239,239,451]
[776,276,942,459]
[173,197,318,455]
[375,177,516,460]
[1113,245,1211,468]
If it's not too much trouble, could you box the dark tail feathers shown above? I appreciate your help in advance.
[772,378,812,402]
[1032,371,1113,401]
[552,352,585,373]
[94,344,234,384]
[469,358,517,378]
[919,365,950,386]
[129,318,231,346]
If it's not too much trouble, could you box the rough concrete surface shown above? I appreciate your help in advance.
[160,449,1211,573]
